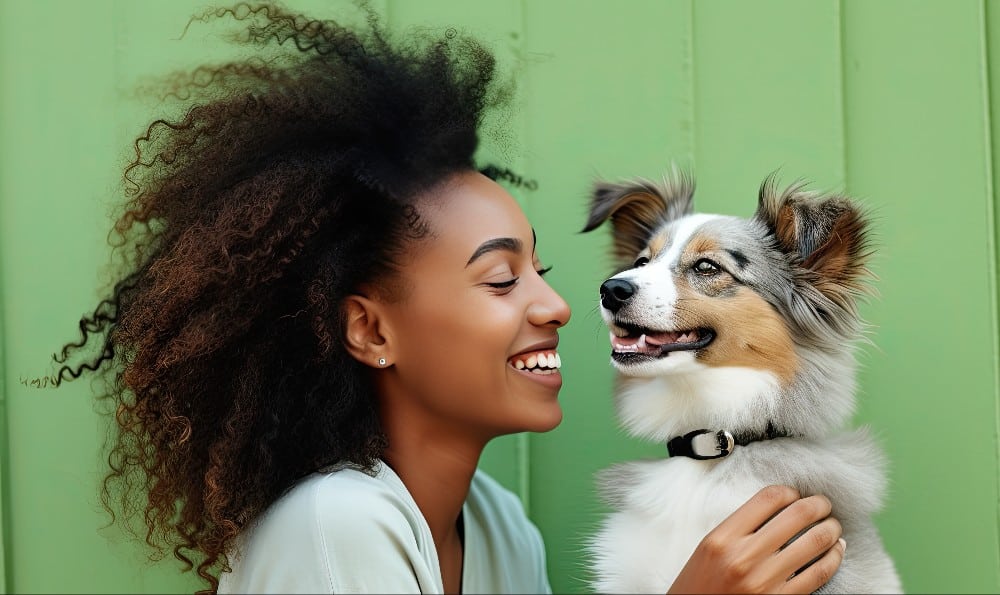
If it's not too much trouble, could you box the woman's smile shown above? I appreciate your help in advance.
[507,344,563,388]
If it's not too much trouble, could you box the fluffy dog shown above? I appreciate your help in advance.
[581,171,901,593]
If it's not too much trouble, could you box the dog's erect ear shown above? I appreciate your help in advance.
[754,176,872,306]
[581,172,694,266]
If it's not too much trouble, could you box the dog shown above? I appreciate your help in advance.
[581,171,902,593]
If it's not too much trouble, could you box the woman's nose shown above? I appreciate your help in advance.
[530,277,571,327]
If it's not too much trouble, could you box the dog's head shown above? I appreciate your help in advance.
[582,171,873,441]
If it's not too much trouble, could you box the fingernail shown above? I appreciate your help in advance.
[838,538,847,553]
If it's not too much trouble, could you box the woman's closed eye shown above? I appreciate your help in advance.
[483,266,553,292]
[485,278,518,290]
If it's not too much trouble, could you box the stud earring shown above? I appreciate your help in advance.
[378,357,386,366]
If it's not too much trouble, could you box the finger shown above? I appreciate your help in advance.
[781,537,846,594]
[754,494,833,552]
[772,517,843,580]
[718,485,802,537]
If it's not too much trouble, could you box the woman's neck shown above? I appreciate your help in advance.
[381,437,480,541]
[381,425,482,595]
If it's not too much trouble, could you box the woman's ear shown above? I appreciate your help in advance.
[342,295,393,368]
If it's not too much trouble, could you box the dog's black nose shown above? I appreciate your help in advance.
[600,278,636,313]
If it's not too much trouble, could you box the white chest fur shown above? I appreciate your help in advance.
[589,457,765,593]
[588,433,903,594]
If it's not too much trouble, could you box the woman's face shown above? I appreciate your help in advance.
[377,171,571,440]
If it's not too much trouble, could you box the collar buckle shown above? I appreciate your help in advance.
[667,429,735,460]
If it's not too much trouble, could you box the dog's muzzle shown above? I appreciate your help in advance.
[667,429,736,460]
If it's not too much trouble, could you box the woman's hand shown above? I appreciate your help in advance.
[667,485,846,594]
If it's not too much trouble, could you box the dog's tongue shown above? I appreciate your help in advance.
[610,330,702,353]
[610,332,664,354]
[645,331,685,346]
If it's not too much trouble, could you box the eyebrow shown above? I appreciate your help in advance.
[466,237,523,267]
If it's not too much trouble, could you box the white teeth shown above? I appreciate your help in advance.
[510,351,562,371]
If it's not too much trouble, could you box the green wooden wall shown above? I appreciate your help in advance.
[1,1,998,593]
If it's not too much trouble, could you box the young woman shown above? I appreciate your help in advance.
[52,3,845,593]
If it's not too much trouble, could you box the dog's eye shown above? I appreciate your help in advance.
[693,259,720,275]
[634,256,650,268]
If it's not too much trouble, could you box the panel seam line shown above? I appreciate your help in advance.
[976,0,1000,582]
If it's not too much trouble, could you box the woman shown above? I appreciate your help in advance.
[52,3,845,593]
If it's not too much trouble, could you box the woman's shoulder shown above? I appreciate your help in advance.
[220,462,431,593]
[264,462,425,536]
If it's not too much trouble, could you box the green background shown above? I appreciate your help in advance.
[2,0,998,593]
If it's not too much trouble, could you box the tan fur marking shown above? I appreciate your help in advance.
[648,231,669,258]
[774,204,798,253]
[673,282,798,385]
[686,234,720,256]
[805,208,871,307]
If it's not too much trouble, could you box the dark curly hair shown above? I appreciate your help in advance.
[47,2,510,591]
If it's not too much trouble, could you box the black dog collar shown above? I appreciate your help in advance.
[667,423,790,460]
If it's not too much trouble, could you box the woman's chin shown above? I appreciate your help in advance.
[524,403,564,433]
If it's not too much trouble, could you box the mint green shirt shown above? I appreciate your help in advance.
[218,461,552,594]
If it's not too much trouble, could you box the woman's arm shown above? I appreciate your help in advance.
[668,485,846,594]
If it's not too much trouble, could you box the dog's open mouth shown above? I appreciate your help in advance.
[609,322,715,362]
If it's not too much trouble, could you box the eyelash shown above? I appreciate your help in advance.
[485,266,553,289]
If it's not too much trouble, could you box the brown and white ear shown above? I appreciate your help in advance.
[342,295,392,369]
[581,170,694,266]
[754,176,873,308]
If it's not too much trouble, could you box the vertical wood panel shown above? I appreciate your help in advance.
[844,0,999,591]
[520,1,694,591]
[691,0,845,210]
[981,0,1000,583]
[0,2,11,589]
[0,1,173,592]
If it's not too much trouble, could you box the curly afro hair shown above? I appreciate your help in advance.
[49,2,510,591]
